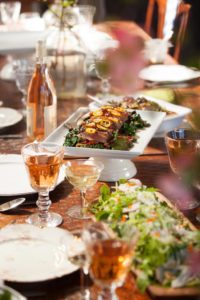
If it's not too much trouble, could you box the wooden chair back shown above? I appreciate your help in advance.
[144,0,191,61]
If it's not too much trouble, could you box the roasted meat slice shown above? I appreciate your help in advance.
[79,106,129,145]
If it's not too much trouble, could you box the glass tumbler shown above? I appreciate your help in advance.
[165,128,200,210]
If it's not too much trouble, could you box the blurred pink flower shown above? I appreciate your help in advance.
[156,174,196,211]
[106,28,145,94]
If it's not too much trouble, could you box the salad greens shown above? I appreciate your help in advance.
[90,180,200,292]
[0,290,11,300]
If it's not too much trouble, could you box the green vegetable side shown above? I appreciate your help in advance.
[0,290,12,300]
[89,179,200,292]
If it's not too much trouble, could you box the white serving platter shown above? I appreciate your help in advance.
[88,94,192,135]
[45,107,165,181]
[0,154,65,196]
[139,64,200,83]
[0,224,84,282]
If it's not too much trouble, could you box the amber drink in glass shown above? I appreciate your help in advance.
[22,142,64,227]
[165,129,200,176]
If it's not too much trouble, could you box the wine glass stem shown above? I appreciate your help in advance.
[98,286,117,300]
[101,79,110,97]
[80,190,88,215]
[37,192,51,223]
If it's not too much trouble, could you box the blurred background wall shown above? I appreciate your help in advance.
[6,0,200,68]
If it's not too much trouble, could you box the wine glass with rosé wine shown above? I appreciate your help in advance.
[165,128,200,211]
[21,142,64,227]
[82,222,137,300]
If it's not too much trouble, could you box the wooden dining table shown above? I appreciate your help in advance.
[0,20,200,300]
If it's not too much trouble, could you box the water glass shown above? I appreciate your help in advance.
[144,38,171,64]
[0,1,21,28]
[76,5,96,25]
[22,142,64,227]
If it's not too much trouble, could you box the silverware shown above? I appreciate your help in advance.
[0,134,23,139]
[0,198,26,212]
[87,94,103,105]
[64,108,89,129]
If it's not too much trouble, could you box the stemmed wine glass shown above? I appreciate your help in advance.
[82,222,136,300]
[94,58,111,99]
[67,229,90,300]
[21,142,64,227]
[13,59,34,109]
[65,159,104,219]
[165,128,200,211]
[0,1,21,29]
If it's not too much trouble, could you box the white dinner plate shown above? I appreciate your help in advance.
[0,224,84,282]
[0,62,15,81]
[139,64,200,83]
[0,154,65,196]
[0,30,48,53]
[0,108,23,129]
[0,285,26,300]
[88,94,192,135]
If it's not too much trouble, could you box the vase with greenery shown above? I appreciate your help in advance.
[44,0,87,99]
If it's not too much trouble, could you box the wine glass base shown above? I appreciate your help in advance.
[179,199,199,211]
[67,205,91,220]
[26,212,63,227]
[196,214,200,222]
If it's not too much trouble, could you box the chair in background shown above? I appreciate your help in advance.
[144,0,191,61]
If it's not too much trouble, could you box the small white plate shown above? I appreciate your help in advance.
[0,224,83,282]
[139,64,200,83]
[0,154,65,196]
[0,62,15,81]
[0,108,23,129]
[0,285,26,300]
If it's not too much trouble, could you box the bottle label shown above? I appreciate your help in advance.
[44,104,57,137]
[27,106,34,137]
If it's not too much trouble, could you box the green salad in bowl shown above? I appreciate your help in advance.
[90,179,200,292]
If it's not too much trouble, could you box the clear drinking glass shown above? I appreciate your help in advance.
[144,38,171,64]
[165,128,200,210]
[67,229,90,299]
[65,159,104,219]
[21,142,64,227]
[82,222,136,300]
[76,5,96,25]
[0,1,21,28]
[14,60,34,107]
